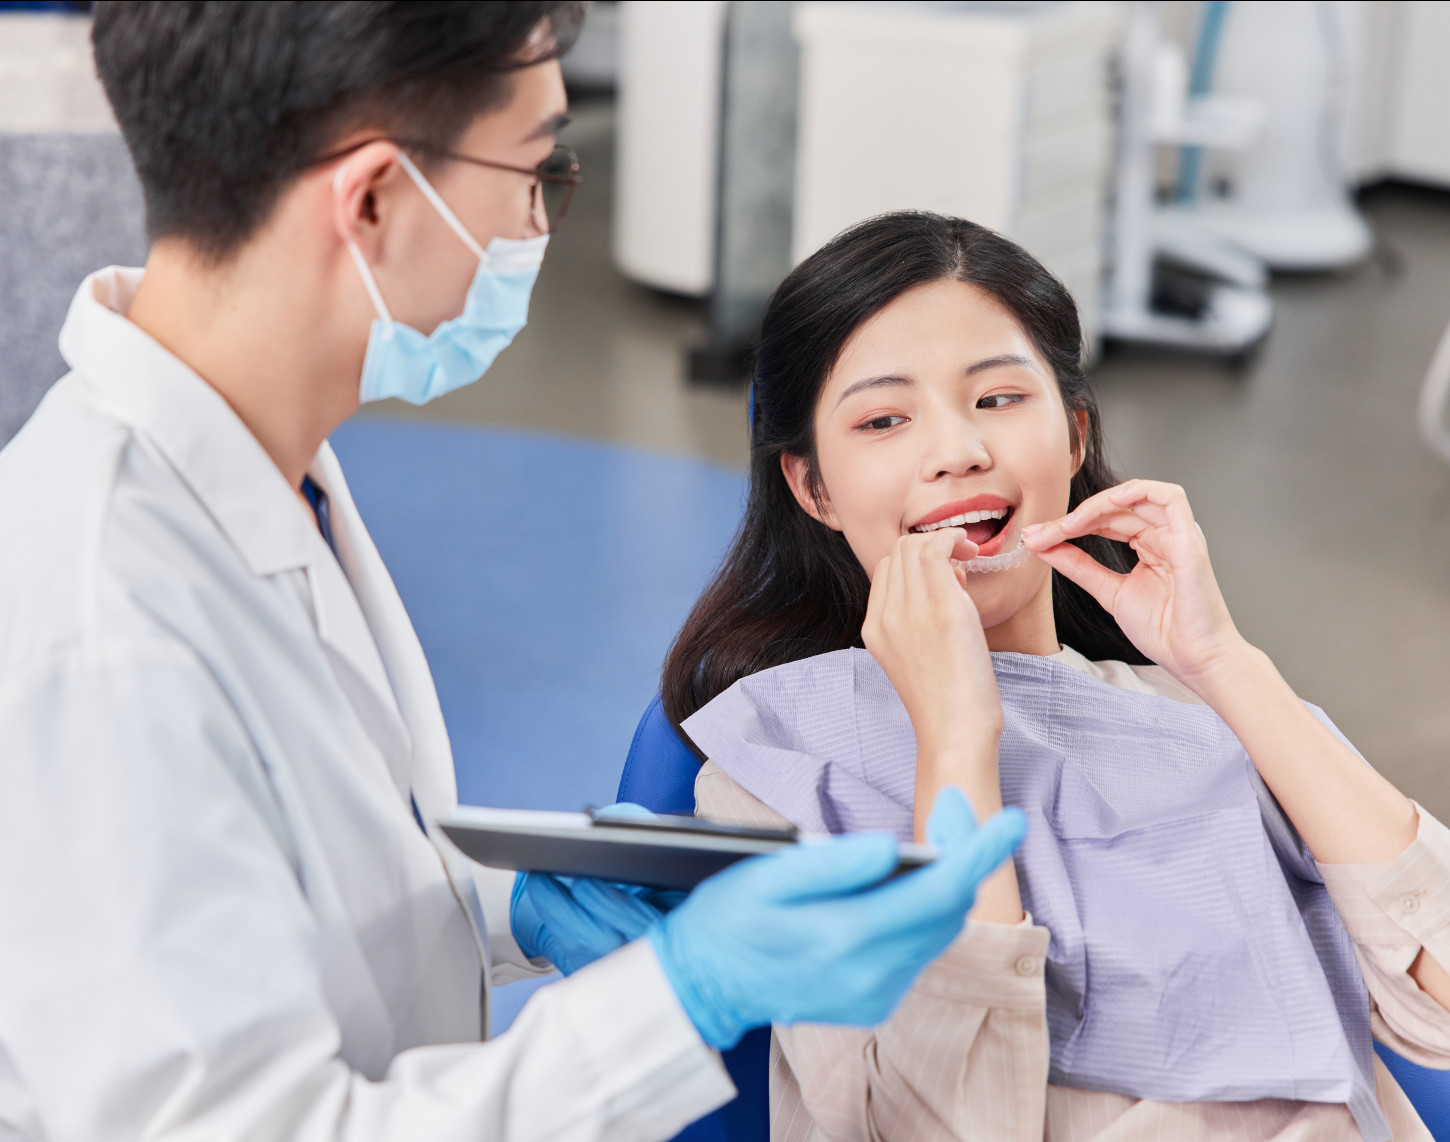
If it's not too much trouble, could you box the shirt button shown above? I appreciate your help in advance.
[1015,956,1038,976]
[1401,894,1421,915]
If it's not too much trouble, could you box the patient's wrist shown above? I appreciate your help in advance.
[1178,637,1270,708]
[912,706,1003,759]
[917,743,1001,795]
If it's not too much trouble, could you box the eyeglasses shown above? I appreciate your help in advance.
[313,139,582,232]
[395,140,581,232]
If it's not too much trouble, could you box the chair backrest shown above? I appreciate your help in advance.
[1375,1042,1450,1139]
[618,695,770,1142]
[618,694,702,814]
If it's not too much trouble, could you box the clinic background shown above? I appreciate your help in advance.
[4,0,1450,1028]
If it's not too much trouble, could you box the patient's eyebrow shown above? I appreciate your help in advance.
[834,355,1036,408]
[966,354,1035,376]
[834,375,912,408]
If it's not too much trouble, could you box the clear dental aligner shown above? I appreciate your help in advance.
[953,537,1032,573]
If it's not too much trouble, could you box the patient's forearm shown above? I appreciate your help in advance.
[1191,642,1417,866]
[1197,648,1450,1011]
[915,743,1025,924]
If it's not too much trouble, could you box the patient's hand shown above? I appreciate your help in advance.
[862,528,1016,885]
[1021,479,1245,694]
[863,529,1002,755]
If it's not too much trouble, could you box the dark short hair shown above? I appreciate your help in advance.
[92,1,585,262]
[663,211,1146,733]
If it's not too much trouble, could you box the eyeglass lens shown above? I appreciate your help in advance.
[538,147,578,227]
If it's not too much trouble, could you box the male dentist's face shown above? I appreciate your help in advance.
[370,57,569,339]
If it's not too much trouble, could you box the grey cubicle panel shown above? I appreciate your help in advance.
[0,133,147,448]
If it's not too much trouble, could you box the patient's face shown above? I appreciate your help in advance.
[794,279,1080,633]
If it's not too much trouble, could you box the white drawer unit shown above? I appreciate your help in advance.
[791,1,1123,349]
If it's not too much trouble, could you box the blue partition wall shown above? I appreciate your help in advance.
[330,417,744,1030]
[332,417,743,813]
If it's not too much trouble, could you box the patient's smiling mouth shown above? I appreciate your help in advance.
[914,506,1008,532]
[908,496,1016,555]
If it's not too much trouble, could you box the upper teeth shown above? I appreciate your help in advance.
[913,507,1009,532]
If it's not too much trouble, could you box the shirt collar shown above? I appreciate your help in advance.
[59,266,320,577]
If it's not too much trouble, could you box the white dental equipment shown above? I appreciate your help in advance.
[1416,314,1450,465]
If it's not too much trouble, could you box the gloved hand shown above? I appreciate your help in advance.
[647,787,1026,1049]
[510,802,686,976]
[512,871,669,976]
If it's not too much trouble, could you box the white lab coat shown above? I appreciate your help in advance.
[0,268,733,1142]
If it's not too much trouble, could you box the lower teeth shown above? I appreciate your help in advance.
[952,538,1032,573]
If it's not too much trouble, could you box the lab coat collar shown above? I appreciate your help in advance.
[59,268,417,770]
[58,266,318,579]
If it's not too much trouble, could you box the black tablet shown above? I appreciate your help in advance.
[436,806,936,892]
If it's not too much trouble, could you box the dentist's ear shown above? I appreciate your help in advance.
[781,452,842,530]
[1069,409,1090,477]
[329,139,406,262]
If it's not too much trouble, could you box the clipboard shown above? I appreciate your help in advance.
[436,805,936,892]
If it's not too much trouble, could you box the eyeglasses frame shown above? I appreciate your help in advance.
[311,138,582,230]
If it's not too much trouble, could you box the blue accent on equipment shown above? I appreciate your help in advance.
[618,696,771,1142]
[1175,0,1230,205]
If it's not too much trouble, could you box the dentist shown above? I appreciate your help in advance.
[0,8,1026,1142]
[0,4,1025,1142]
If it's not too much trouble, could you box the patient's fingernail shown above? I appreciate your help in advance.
[1022,523,1042,538]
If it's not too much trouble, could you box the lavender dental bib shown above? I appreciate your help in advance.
[683,648,1389,1141]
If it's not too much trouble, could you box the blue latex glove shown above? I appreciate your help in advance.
[510,803,687,976]
[647,787,1026,1049]
[511,871,668,975]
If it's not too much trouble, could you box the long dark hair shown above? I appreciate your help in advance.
[663,211,1146,731]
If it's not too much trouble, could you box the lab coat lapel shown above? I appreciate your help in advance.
[304,548,416,798]
[309,448,493,986]
[309,445,457,819]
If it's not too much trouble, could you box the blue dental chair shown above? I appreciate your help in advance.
[1376,1045,1450,1139]
[617,695,771,1142]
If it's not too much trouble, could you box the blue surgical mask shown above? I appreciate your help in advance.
[345,151,549,405]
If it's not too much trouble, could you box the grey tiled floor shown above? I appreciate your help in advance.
[366,105,1450,820]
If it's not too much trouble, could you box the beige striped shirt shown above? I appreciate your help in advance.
[693,647,1450,1140]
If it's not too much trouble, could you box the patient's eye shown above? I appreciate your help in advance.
[978,393,1025,409]
[859,414,907,432]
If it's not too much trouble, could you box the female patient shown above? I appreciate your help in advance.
[663,211,1450,1140]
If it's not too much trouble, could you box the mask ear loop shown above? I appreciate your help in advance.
[394,150,487,261]
[335,162,395,326]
